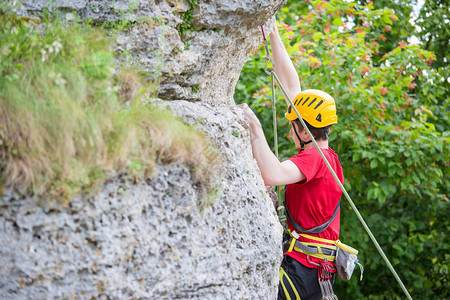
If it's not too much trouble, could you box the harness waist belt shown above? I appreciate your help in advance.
[293,239,337,257]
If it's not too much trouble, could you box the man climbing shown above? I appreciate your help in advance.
[237,23,343,300]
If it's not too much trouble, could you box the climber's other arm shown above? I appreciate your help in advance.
[270,23,301,105]
[236,103,305,186]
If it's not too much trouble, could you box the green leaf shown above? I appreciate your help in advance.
[313,32,324,42]
[406,158,413,166]
[370,159,378,169]
[378,194,386,205]
[352,152,361,162]
[332,18,343,26]
[412,173,421,184]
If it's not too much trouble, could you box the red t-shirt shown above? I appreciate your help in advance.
[285,147,343,269]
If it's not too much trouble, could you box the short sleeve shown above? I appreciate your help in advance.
[289,148,324,184]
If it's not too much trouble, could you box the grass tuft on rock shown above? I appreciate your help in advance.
[0,9,218,202]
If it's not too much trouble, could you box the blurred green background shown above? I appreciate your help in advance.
[235,0,449,298]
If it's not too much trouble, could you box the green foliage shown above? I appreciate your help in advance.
[416,0,449,69]
[359,0,416,65]
[235,0,449,298]
[0,9,218,203]
[101,18,136,31]
[98,16,164,33]
[176,0,198,38]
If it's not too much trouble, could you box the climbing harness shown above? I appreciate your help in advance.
[285,231,340,299]
[284,187,340,235]
[259,24,413,300]
[284,185,363,281]
[284,185,360,299]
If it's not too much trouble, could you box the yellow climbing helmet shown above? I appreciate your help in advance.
[285,89,338,128]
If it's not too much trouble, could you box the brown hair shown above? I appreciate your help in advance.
[293,119,331,141]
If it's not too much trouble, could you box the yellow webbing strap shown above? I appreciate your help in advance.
[298,233,337,245]
[288,230,337,261]
[300,242,337,261]
[288,237,296,252]
[302,242,337,252]
[293,245,336,262]
[335,240,359,255]
[298,233,358,255]
[290,231,359,257]
[280,267,301,300]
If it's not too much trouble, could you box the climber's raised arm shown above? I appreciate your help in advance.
[236,103,305,186]
[270,22,301,105]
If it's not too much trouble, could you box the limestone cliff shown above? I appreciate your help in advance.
[1,0,286,298]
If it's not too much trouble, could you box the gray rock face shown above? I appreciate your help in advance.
[1,160,282,299]
[15,0,285,105]
[3,0,286,298]
[0,101,283,298]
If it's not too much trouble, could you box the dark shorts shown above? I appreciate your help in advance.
[278,255,335,300]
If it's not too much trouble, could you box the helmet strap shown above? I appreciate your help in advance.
[292,121,312,152]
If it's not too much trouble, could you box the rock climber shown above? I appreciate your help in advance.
[237,22,343,300]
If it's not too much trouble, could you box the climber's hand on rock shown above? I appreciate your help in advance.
[271,20,279,38]
[236,103,262,130]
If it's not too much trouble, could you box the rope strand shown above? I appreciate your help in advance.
[261,24,281,203]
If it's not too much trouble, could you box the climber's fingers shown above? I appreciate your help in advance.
[235,103,261,129]
[271,19,278,36]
